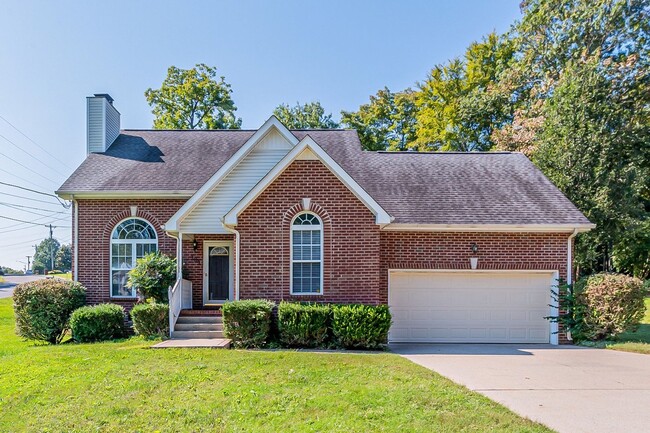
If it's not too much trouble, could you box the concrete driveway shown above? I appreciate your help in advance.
[391,343,650,433]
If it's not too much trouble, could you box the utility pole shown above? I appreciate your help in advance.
[26,256,31,273]
[49,224,54,273]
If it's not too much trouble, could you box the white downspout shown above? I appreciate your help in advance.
[73,197,78,282]
[566,228,579,342]
[222,223,240,301]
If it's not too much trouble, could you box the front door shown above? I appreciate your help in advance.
[204,243,232,305]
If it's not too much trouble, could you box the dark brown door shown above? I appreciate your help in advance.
[208,247,229,301]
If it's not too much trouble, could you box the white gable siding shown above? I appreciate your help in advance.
[179,129,292,233]
[104,101,120,149]
[87,98,105,153]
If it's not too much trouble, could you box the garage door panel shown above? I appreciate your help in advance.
[389,271,553,343]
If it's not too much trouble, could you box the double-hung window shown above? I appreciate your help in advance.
[110,218,157,298]
[291,212,323,295]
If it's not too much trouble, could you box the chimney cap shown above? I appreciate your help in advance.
[93,93,114,104]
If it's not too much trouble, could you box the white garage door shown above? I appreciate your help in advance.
[389,271,554,343]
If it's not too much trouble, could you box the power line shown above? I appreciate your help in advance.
[0,203,68,218]
[0,214,68,226]
[0,149,61,185]
[0,211,69,232]
[0,191,65,206]
[0,166,51,191]
[0,114,75,170]
[1,237,46,248]
[0,201,68,214]
[0,181,70,208]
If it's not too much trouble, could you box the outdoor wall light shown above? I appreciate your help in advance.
[192,239,198,252]
[469,243,479,270]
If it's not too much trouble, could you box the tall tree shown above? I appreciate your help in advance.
[341,88,418,151]
[145,64,241,130]
[33,238,61,273]
[272,101,339,129]
[55,244,72,272]
[415,33,515,151]
[492,0,650,276]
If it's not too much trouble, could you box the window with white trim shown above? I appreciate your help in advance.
[110,218,157,298]
[291,212,323,294]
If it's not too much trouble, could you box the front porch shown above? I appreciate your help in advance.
[174,233,238,310]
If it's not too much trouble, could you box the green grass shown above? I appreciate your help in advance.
[0,298,550,433]
[605,298,650,354]
[49,272,72,280]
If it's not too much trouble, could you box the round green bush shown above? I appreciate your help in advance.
[13,279,86,344]
[126,252,176,303]
[572,273,646,341]
[131,303,169,338]
[70,304,126,342]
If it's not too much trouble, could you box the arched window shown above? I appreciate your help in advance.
[110,218,157,298]
[291,212,323,295]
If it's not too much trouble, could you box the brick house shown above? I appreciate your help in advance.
[56,94,594,344]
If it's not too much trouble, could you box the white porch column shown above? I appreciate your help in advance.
[177,232,183,280]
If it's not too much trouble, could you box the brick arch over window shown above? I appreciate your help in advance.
[102,209,163,240]
[281,201,332,298]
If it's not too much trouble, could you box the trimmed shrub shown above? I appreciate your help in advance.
[127,252,176,303]
[70,304,125,342]
[222,300,274,348]
[561,273,646,341]
[278,302,330,348]
[332,304,392,350]
[131,303,169,338]
[13,279,86,344]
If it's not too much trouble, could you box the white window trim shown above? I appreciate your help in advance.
[290,212,324,295]
[110,217,158,299]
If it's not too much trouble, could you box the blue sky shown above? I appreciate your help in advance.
[0,0,521,269]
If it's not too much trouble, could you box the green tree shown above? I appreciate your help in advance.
[341,87,418,151]
[416,33,515,151]
[127,252,176,303]
[33,238,61,273]
[145,64,241,130]
[55,244,72,272]
[533,56,649,275]
[273,101,339,129]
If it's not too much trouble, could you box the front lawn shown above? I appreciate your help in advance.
[0,298,550,432]
[605,297,650,354]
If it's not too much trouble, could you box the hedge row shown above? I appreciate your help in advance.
[223,300,392,350]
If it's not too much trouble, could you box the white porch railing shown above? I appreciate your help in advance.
[168,278,192,338]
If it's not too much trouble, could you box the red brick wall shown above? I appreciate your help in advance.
[237,159,382,304]
[75,199,185,310]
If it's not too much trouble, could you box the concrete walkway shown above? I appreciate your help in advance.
[391,343,650,433]
[152,338,231,348]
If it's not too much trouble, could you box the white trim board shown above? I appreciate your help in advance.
[381,223,595,233]
[165,116,298,231]
[223,135,393,226]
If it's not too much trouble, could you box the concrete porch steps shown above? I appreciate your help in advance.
[170,311,226,341]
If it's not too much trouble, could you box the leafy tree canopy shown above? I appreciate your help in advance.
[33,238,61,273]
[341,87,417,151]
[145,64,241,130]
[272,101,339,129]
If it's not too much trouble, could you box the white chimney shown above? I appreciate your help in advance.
[87,94,120,154]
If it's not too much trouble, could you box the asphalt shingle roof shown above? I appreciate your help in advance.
[57,129,591,226]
